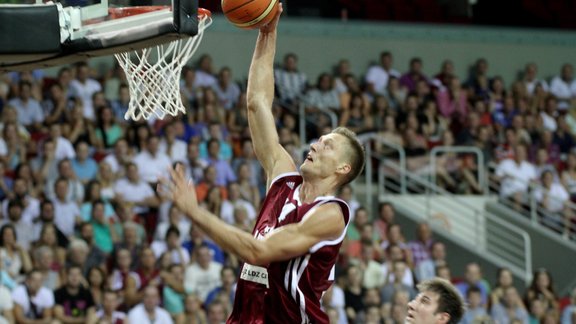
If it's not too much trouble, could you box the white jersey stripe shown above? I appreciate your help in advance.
[290,256,302,301]
[296,254,311,323]
[284,259,293,291]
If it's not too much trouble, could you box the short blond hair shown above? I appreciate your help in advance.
[331,127,365,186]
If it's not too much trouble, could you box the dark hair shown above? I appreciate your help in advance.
[380,51,392,59]
[207,138,220,149]
[92,199,105,210]
[57,158,71,170]
[410,57,422,65]
[417,278,465,324]
[0,224,16,246]
[331,127,365,186]
[284,53,298,62]
[18,80,32,90]
[221,265,236,276]
[58,67,71,77]
[84,180,102,202]
[466,285,482,297]
[378,202,394,212]
[54,177,68,189]
[495,267,512,288]
[165,225,181,240]
[88,266,107,290]
[66,264,83,274]
[354,207,367,217]
[8,198,24,210]
[530,268,556,295]
[26,268,43,279]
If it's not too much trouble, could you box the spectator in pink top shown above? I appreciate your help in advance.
[399,58,429,93]
[437,76,469,125]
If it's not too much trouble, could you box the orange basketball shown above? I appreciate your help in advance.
[222,0,280,29]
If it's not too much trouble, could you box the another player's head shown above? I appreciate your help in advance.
[406,278,464,324]
[301,127,365,188]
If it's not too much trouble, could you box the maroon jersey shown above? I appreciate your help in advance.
[228,172,350,324]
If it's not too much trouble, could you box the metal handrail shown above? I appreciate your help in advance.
[356,133,407,213]
[381,160,533,284]
[429,146,487,195]
[487,165,576,240]
[297,102,338,143]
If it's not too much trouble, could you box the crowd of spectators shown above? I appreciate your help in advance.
[0,48,575,323]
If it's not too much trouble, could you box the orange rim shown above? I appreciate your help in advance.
[198,7,212,18]
[108,6,211,19]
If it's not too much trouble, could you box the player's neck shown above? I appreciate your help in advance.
[299,179,337,204]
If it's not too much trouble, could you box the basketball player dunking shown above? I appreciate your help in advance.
[161,3,365,323]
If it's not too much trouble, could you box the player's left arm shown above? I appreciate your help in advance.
[160,165,346,265]
[189,202,345,266]
[253,202,345,264]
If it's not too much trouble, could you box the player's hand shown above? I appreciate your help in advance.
[260,2,283,34]
[158,164,200,218]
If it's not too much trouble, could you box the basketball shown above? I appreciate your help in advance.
[222,0,280,29]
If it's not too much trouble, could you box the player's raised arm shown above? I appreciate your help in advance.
[246,3,296,184]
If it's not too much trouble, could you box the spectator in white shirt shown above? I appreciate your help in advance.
[49,123,76,161]
[103,138,133,178]
[365,51,401,97]
[2,199,36,250]
[69,62,102,120]
[274,53,308,107]
[159,122,188,163]
[220,182,256,225]
[30,138,59,186]
[540,96,558,132]
[8,80,44,131]
[495,144,537,209]
[304,73,341,113]
[133,135,172,184]
[194,54,218,89]
[184,244,222,303]
[0,105,31,142]
[1,177,40,224]
[533,170,572,234]
[550,63,576,110]
[51,178,81,237]
[88,290,127,324]
[128,285,174,324]
[12,269,56,323]
[114,162,160,215]
[151,225,190,265]
[523,62,549,96]
[212,67,241,110]
[333,59,352,95]
[206,301,227,324]
[184,141,208,184]
[322,284,348,324]
[0,283,14,324]
[45,159,84,204]
[155,205,191,242]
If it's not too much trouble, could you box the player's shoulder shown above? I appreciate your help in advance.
[315,196,350,212]
[305,197,350,222]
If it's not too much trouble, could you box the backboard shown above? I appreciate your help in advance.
[0,0,201,72]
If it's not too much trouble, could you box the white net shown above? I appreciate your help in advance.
[114,12,212,121]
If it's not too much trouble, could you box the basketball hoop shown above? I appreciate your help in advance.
[112,7,212,121]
